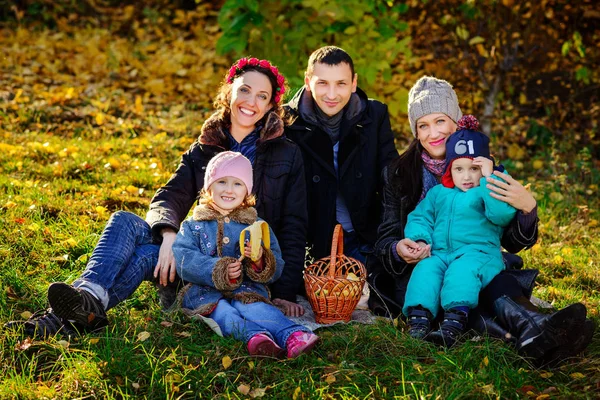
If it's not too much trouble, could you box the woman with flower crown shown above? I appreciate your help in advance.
[7,57,308,338]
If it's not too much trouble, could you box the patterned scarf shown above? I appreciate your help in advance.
[419,151,446,202]
[226,126,261,164]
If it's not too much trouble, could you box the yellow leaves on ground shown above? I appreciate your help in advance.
[95,206,109,219]
[570,372,585,380]
[293,387,302,400]
[95,112,106,126]
[61,238,78,248]
[137,331,151,342]
[222,355,232,369]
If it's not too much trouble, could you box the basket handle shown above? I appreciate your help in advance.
[328,224,344,278]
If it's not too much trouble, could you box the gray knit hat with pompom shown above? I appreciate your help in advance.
[408,76,462,137]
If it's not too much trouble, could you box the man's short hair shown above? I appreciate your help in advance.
[306,46,355,78]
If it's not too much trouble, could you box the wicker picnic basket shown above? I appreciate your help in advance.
[304,225,367,324]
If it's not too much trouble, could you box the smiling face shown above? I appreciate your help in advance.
[229,70,273,135]
[305,62,357,117]
[451,158,483,191]
[416,113,458,160]
[208,176,248,211]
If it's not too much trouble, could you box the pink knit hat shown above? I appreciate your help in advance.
[204,151,253,194]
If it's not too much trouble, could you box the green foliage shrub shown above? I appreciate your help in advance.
[217,0,412,96]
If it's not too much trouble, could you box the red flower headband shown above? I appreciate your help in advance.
[226,57,287,103]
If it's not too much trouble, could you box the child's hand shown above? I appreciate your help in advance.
[244,241,263,260]
[472,156,494,177]
[228,261,242,280]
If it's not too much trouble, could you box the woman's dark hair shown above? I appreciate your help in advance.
[389,138,424,212]
[213,65,285,126]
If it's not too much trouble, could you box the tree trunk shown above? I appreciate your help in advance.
[481,75,502,137]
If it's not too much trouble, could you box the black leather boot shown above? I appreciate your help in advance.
[493,295,587,361]
[468,308,516,344]
[427,309,468,348]
[406,307,433,340]
[537,318,596,367]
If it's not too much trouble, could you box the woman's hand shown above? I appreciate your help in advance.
[472,156,494,177]
[273,298,305,317]
[487,170,537,213]
[396,238,430,264]
[154,229,178,286]
[227,260,242,280]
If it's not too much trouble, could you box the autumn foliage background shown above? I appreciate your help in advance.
[1,0,599,398]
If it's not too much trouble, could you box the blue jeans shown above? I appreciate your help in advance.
[343,230,371,265]
[210,299,309,347]
[73,211,159,310]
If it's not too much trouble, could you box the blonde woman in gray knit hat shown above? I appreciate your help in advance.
[369,76,594,366]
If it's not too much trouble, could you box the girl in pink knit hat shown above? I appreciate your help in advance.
[172,151,318,359]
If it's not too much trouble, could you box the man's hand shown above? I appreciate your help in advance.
[154,229,177,286]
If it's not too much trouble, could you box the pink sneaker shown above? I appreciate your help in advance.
[247,334,285,358]
[286,331,319,359]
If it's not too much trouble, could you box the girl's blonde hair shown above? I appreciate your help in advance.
[199,188,256,209]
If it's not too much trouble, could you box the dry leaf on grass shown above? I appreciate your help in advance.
[238,384,250,395]
[222,355,232,369]
[137,331,151,341]
[249,388,266,398]
[15,338,33,351]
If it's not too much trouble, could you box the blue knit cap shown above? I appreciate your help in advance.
[441,115,493,188]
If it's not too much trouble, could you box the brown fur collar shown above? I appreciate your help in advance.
[198,110,284,147]
[192,204,258,225]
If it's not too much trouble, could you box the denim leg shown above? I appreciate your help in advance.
[106,242,160,310]
[232,300,310,348]
[73,211,156,309]
[209,299,268,343]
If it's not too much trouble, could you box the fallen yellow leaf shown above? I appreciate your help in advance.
[21,311,32,319]
[570,372,585,379]
[137,331,151,341]
[89,338,100,345]
[325,374,336,384]
[222,355,232,369]
[293,387,301,400]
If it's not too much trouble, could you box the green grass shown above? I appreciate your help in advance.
[1,22,599,400]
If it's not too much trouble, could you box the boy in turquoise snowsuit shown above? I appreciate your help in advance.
[402,115,517,347]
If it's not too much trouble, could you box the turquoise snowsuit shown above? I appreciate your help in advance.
[402,176,517,317]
